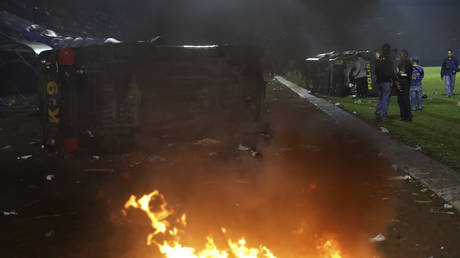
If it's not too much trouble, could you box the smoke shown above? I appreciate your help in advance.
[118,100,396,257]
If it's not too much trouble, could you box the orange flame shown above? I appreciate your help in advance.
[316,236,343,258]
[124,190,345,258]
[124,190,279,258]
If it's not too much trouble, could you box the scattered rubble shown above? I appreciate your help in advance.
[122,152,147,167]
[44,229,55,238]
[194,138,220,146]
[431,208,455,215]
[86,130,95,138]
[414,200,432,204]
[3,210,18,216]
[148,155,167,162]
[250,150,261,157]
[237,144,250,151]
[389,175,412,181]
[369,233,386,243]
[92,155,100,160]
[1,145,11,150]
[17,155,32,160]
[379,127,390,133]
[46,175,55,181]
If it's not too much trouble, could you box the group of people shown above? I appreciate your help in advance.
[373,44,459,122]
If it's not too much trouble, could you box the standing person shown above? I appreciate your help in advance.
[353,54,368,98]
[441,49,460,97]
[375,43,395,121]
[410,57,424,111]
[396,50,413,121]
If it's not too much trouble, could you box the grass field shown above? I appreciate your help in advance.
[323,67,460,171]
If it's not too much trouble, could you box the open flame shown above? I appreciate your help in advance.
[124,190,344,258]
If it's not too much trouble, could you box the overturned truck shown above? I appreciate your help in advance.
[37,44,266,153]
[302,50,377,97]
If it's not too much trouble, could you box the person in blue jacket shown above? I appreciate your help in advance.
[410,57,424,111]
[441,49,460,97]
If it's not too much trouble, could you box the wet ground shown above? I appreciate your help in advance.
[0,84,459,257]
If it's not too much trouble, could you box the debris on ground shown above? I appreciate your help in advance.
[431,208,455,215]
[17,155,33,160]
[44,229,55,238]
[334,102,341,106]
[379,127,390,133]
[237,144,250,151]
[353,99,362,104]
[122,152,147,167]
[3,210,18,216]
[260,133,272,139]
[391,164,399,171]
[1,145,11,150]
[352,111,358,115]
[250,150,261,157]
[389,175,413,181]
[29,141,36,145]
[414,146,422,151]
[414,200,433,204]
[444,204,453,209]
[148,155,166,162]
[369,233,386,243]
[194,138,220,146]
[83,168,114,173]
[92,155,100,160]
[86,130,95,138]
[46,175,55,181]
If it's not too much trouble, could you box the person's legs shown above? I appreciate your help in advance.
[359,77,368,98]
[375,82,383,118]
[356,78,363,98]
[397,90,404,119]
[403,85,412,120]
[445,75,452,96]
[381,82,392,120]
[451,74,456,95]
[410,90,417,111]
[417,89,423,110]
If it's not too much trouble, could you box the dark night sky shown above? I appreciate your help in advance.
[5,0,460,64]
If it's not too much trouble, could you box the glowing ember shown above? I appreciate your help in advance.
[316,237,343,258]
[124,190,344,258]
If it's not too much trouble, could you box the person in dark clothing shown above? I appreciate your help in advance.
[441,49,459,97]
[396,49,413,122]
[374,43,395,121]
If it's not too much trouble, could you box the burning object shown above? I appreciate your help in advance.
[123,190,277,257]
[123,190,347,258]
